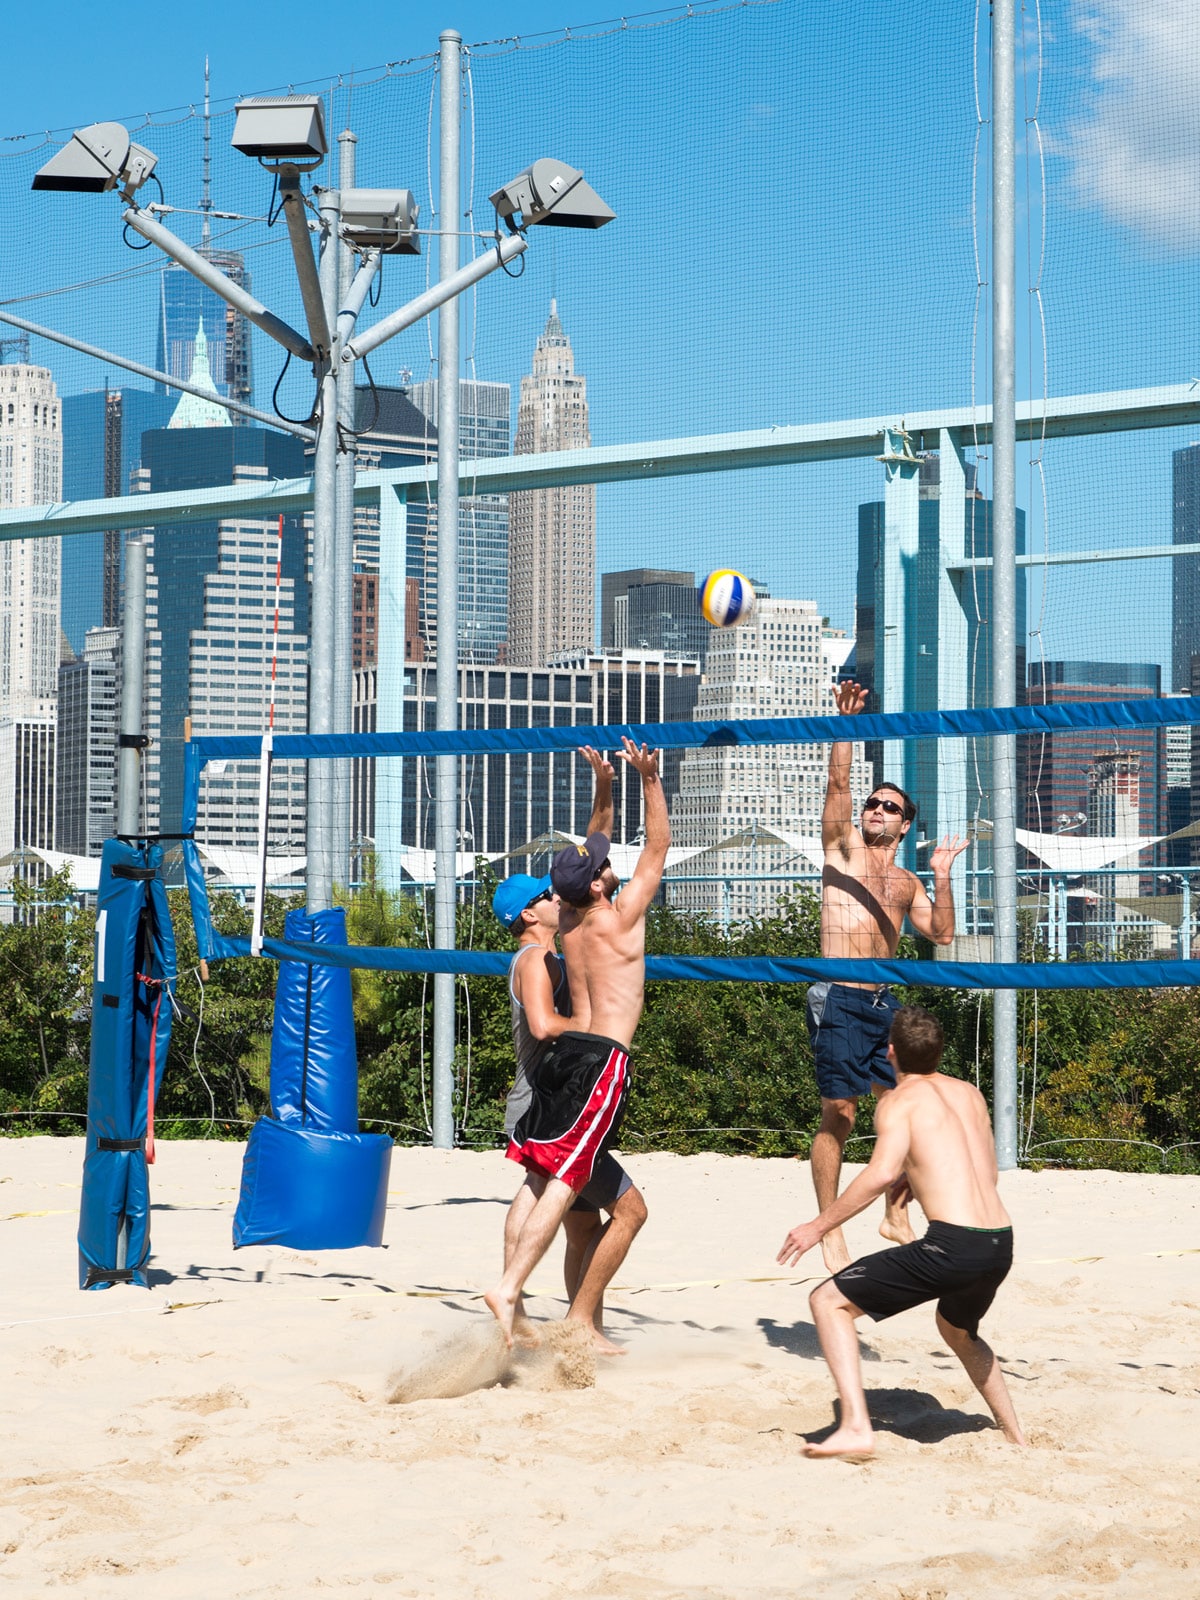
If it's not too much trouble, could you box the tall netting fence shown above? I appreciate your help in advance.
[0,2,1198,1164]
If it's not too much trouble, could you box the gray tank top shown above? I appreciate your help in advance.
[504,944,571,1137]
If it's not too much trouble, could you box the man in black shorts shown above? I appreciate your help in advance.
[778,1006,1026,1459]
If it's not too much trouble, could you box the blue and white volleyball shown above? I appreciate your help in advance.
[698,569,756,627]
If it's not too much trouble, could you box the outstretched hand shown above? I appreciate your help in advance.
[777,1219,822,1268]
[578,744,615,782]
[834,679,868,718]
[929,834,969,874]
[616,737,660,783]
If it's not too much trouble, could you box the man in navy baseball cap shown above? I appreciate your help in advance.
[492,872,553,931]
[550,832,612,906]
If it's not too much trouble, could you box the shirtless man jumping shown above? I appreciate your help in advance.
[778,1004,1026,1460]
[810,678,968,1273]
[484,738,663,1349]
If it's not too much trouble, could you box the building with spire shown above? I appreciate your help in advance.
[506,302,596,667]
[132,324,308,849]
[0,363,62,858]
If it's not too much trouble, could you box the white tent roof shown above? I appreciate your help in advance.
[199,847,306,885]
[0,846,103,892]
[1014,829,1162,872]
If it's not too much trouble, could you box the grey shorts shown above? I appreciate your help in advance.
[572,1151,633,1214]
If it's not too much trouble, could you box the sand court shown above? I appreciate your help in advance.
[2,1136,1199,1597]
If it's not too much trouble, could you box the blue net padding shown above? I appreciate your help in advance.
[184,693,1200,765]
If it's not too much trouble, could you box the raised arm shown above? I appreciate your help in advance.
[776,1097,912,1266]
[823,679,867,857]
[614,739,670,921]
[579,745,615,838]
[907,834,969,946]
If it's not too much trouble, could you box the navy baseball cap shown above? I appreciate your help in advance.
[550,832,611,903]
[492,872,553,931]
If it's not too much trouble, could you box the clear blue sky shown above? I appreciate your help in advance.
[2,0,1196,680]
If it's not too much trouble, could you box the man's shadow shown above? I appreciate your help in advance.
[804,1388,996,1447]
[758,1316,882,1363]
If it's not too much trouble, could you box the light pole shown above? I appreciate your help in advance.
[32,88,614,1150]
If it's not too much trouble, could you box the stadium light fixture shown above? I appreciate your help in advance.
[489,158,615,232]
[32,122,158,201]
[231,96,328,168]
[339,189,420,255]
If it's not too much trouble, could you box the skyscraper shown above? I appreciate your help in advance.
[407,379,511,664]
[0,364,62,856]
[61,388,176,654]
[1172,443,1200,693]
[133,328,308,841]
[55,626,119,857]
[507,303,596,667]
[600,568,707,659]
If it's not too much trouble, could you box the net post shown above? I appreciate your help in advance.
[937,430,970,926]
[251,730,272,958]
[432,28,463,1150]
[116,537,147,837]
[376,484,409,890]
[991,0,1019,1170]
[333,127,359,900]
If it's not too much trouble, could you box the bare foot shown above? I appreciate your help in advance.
[483,1286,517,1349]
[802,1424,875,1463]
[821,1229,852,1275]
[512,1309,542,1350]
[878,1212,915,1246]
[589,1329,627,1357]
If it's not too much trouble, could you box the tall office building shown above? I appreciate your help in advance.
[857,453,1026,849]
[0,364,62,856]
[600,568,707,659]
[55,626,119,856]
[1172,444,1200,693]
[157,256,253,418]
[1022,660,1163,838]
[133,328,308,841]
[669,597,867,921]
[406,379,511,664]
[60,387,175,653]
[507,303,596,667]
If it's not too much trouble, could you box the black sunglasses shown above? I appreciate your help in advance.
[864,797,905,817]
[525,888,554,910]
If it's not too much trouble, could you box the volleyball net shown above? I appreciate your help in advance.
[180,692,1200,989]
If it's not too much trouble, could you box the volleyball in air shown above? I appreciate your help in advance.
[698,569,756,627]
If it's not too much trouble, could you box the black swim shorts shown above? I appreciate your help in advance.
[832,1220,1014,1338]
[507,1031,631,1195]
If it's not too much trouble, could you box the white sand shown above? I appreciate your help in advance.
[2,1136,1199,1597]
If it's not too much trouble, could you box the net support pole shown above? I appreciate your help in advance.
[306,188,341,914]
[116,537,147,837]
[936,431,969,925]
[991,0,1019,1169]
[333,128,359,898]
[432,28,463,1150]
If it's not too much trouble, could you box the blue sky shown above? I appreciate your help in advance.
[2,0,1197,679]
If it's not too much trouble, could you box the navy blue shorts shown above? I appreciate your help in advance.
[805,982,899,1100]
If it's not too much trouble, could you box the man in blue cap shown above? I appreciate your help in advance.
[486,738,663,1348]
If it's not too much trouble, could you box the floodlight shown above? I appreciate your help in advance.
[339,189,420,255]
[489,158,615,232]
[32,122,158,199]
[231,96,327,167]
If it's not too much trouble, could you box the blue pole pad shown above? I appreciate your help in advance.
[232,1118,392,1249]
[269,907,359,1132]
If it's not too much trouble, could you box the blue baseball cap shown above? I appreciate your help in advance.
[492,872,553,931]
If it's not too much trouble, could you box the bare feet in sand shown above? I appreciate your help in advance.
[802,1424,875,1464]
[512,1308,542,1350]
[821,1230,852,1275]
[483,1287,518,1348]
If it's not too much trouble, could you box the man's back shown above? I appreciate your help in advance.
[890,1073,1011,1231]
[560,897,647,1051]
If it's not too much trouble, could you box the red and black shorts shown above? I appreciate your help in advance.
[506,1031,630,1195]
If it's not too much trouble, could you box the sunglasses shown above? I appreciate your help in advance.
[864,797,905,817]
[525,888,554,910]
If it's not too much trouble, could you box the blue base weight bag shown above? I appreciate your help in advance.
[234,906,391,1249]
[78,840,177,1290]
[233,1118,392,1248]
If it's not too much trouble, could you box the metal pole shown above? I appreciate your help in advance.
[334,129,359,899]
[306,187,340,912]
[991,0,1019,1170]
[432,28,462,1150]
[116,538,147,836]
